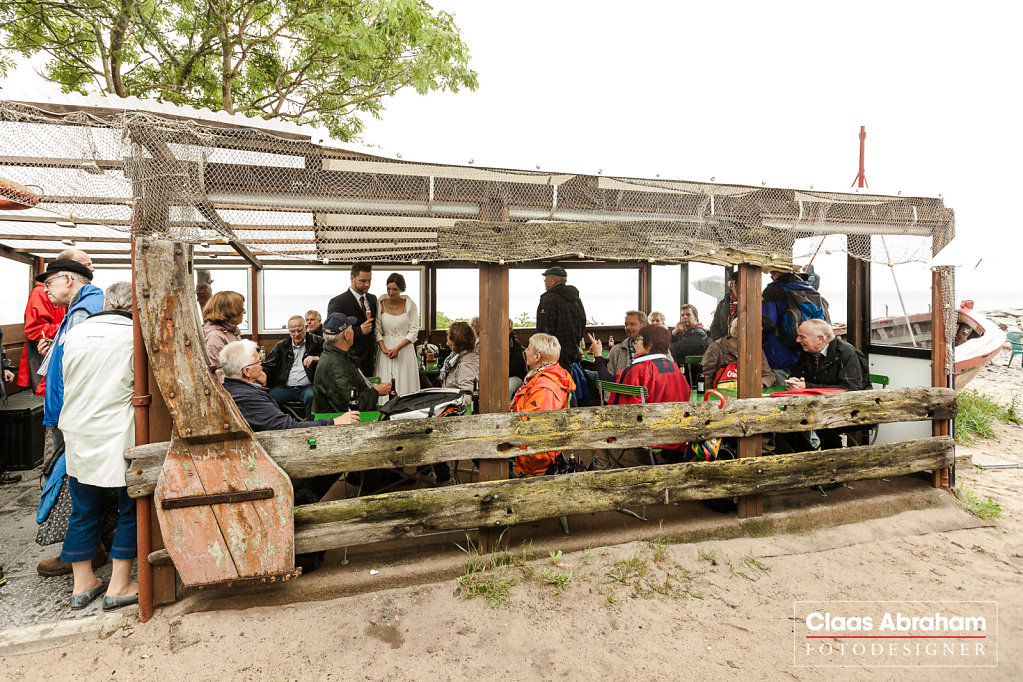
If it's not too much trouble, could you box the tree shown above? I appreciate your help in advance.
[0,0,478,139]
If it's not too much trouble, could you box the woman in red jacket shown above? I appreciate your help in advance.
[510,333,576,477]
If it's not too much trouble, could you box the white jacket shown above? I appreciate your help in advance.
[59,312,135,488]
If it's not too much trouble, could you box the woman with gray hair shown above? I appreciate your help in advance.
[57,282,139,611]
[509,333,576,476]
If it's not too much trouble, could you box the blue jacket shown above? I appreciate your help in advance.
[43,284,105,426]
[761,275,818,372]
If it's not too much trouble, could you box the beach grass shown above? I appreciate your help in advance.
[955,390,1021,445]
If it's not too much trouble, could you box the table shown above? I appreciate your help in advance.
[314,411,381,423]
[692,385,787,402]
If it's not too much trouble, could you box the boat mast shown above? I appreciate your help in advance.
[852,125,918,346]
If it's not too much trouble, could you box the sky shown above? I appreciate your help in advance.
[353,0,1022,299]
[1,0,1020,325]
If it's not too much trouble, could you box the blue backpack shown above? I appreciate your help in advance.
[776,283,830,348]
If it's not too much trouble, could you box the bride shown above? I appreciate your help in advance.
[374,273,421,404]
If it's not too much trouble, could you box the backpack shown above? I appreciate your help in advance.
[378,387,468,420]
[776,283,831,348]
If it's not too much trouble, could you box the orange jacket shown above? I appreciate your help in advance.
[511,362,576,475]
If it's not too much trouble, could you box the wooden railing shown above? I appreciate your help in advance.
[126,387,955,567]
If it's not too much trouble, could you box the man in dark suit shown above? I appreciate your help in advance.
[326,263,377,376]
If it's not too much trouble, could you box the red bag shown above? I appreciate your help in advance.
[768,388,846,397]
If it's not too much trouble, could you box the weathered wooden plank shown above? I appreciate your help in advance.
[148,436,954,564]
[134,239,250,441]
[125,387,955,497]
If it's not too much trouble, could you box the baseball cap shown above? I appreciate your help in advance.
[35,258,93,283]
[541,266,568,277]
[323,312,358,334]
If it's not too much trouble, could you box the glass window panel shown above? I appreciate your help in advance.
[650,265,681,325]
[870,236,933,349]
[435,268,478,329]
[686,262,725,329]
[510,267,638,327]
[0,258,30,324]
[261,266,421,333]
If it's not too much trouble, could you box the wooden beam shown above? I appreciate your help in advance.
[148,436,955,563]
[736,263,763,518]
[125,387,957,497]
[477,255,510,553]
[0,234,131,243]
[931,268,951,489]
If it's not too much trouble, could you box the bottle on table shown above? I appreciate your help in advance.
[608,335,614,348]
[348,390,360,413]
[471,377,480,413]
[389,376,397,400]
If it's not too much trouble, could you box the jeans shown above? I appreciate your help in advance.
[270,384,315,420]
[60,477,137,563]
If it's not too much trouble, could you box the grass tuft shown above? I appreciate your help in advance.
[955,390,1021,445]
[955,485,1003,520]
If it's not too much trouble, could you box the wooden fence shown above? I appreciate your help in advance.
[125,386,956,568]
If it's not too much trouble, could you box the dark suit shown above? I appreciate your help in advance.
[326,289,377,377]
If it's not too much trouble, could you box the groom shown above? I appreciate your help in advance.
[326,263,377,377]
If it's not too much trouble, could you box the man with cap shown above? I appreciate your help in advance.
[313,312,392,414]
[34,256,107,578]
[18,249,91,396]
[535,266,587,371]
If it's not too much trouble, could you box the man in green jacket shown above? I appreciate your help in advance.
[313,313,392,414]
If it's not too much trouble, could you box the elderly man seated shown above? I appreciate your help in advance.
[780,318,870,452]
[263,315,323,419]
[222,339,357,431]
[313,313,392,414]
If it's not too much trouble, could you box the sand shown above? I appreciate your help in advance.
[3,348,1022,679]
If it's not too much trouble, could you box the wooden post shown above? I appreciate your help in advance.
[736,263,763,518]
[477,260,510,553]
[639,262,652,313]
[250,265,259,343]
[846,238,870,445]
[931,269,950,489]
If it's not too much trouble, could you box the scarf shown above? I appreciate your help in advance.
[728,291,738,320]
[509,361,556,410]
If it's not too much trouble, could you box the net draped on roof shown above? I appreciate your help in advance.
[0,99,954,269]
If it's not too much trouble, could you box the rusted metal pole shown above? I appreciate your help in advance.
[130,239,154,622]
[851,125,868,188]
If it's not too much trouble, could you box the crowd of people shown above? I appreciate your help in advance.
[3,255,873,589]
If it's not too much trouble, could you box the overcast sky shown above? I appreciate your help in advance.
[356,0,1021,298]
[1,1,1019,305]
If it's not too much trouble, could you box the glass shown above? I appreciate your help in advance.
[510,266,639,327]
[435,268,478,329]
[685,262,724,328]
[793,235,847,326]
[650,264,681,324]
[870,236,933,350]
[0,258,30,324]
[261,266,422,333]
[43,274,67,289]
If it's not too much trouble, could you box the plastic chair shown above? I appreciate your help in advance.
[1008,331,1022,368]
[595,380,652,521]
[684,354,704,389]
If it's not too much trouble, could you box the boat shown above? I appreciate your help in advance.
[0,176,41,210]
[838,300,1006,387]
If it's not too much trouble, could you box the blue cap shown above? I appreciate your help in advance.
[323,312,358,334]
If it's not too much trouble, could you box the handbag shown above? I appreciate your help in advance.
[35,475,72,546]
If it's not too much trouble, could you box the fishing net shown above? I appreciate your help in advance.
[0,100,954,270]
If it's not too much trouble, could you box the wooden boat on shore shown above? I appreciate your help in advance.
[839,301,1006,387]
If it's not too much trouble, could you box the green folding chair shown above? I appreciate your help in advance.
[867,374,890,444]
[1007,331,1022,368]
[684,355,704,389]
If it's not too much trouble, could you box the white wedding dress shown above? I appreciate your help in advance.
[374,295,421,405]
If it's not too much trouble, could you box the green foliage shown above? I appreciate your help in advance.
[541,568,572,593]
[0,0,478,140]
[549,549,562,565]
[513,311,536,328]
[955,485,1003,520]
[434,309,470,330]
[955,390,1022,445]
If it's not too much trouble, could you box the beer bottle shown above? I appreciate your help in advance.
[389,376,397,400]
[348,389,360,413]
[471,378,480,413]
[608,335,614,348]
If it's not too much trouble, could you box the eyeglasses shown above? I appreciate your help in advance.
[43,274,68,289]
